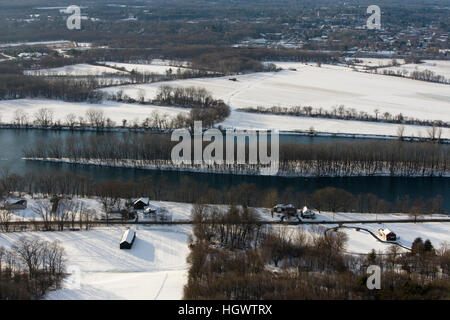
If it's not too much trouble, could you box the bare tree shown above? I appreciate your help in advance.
[14,109,29,126]
[85,108,105,128]
[0,209,12,232]
[397,125,405,140]
[33,108,54,127]
[65,113,77,128]
[12,237,42,278]
[32,200,53,231]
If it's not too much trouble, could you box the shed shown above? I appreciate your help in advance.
[120,229,136,249]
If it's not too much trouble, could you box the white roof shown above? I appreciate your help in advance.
[380,228,394,235]
[120,229,135,244]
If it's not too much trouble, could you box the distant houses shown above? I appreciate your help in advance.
[120,228,136,249]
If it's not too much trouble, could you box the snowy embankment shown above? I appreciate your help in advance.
[0,226,191,300]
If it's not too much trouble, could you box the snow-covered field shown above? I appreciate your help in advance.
[101,64,450,122]
[1,61,448,138]
[0,98,446,138]
[0,225,191,300]
[342,222,450,254]
[221,110,450,138]
[24,64,128,76]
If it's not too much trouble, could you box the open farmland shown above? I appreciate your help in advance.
[0,226,191,300]
[101,64,450,122]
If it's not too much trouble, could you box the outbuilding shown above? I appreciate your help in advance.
[120,229,136,249]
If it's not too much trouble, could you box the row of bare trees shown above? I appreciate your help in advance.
[240,105,449,130]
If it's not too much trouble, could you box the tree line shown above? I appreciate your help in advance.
[0,171,446,215]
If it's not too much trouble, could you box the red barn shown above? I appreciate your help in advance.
[378,228,397,241]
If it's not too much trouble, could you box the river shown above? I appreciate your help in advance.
[0,128,448,210]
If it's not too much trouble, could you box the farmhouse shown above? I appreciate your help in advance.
[378,228,397,241]
[4,199,27,210]
[120,228,136,249]
[132,198,150,210]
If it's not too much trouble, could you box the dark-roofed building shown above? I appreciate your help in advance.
[132,198,150,210]
[120,229,136,249]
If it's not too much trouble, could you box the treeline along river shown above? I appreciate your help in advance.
[0,128,449,211]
